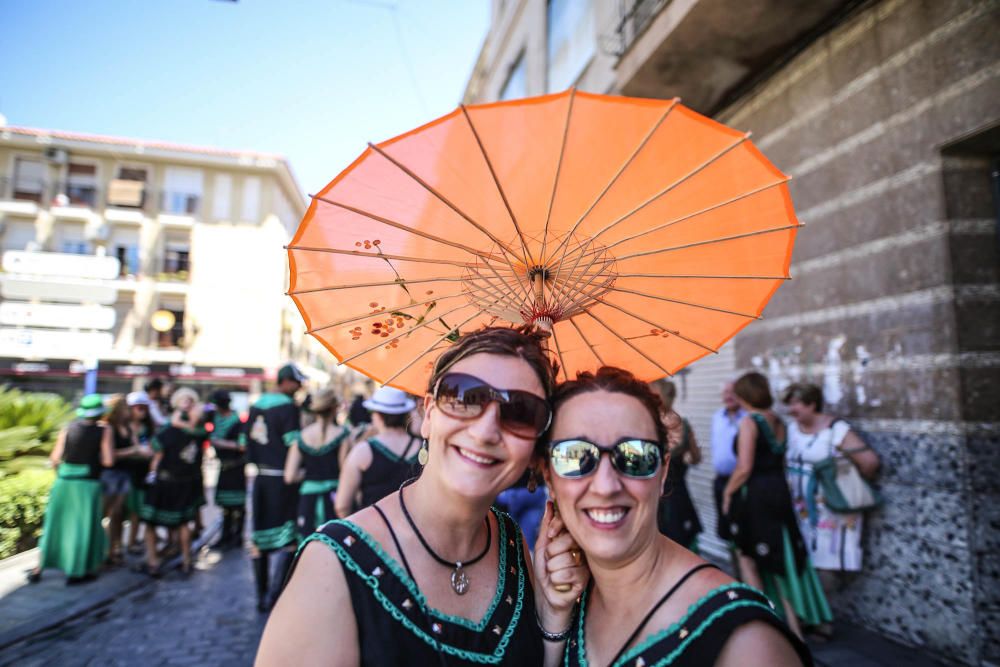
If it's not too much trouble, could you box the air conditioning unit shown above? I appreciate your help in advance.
[44,147,69,165]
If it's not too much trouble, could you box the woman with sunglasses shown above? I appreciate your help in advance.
[258,327,587,666]
[544,367,811,667]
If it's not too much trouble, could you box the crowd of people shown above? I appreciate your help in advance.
[27,328,882,665]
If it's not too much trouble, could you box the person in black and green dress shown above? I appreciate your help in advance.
[653,380,703,551]
[208,389,246,549]
[28,394,114,585]
[243,363,304,612]
[283,388,349,540]
[140,387,203,576]
[124,391,155,555]
[723,371,832,639]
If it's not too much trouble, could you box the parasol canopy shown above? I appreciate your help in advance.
[288,90,799,395]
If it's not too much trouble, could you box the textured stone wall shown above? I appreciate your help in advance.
[714,0,1000,663]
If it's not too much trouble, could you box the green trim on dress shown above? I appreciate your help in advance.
[212,413,241,440]
[253,520,296,550]
[57,462,92,479]
[299,426,350,456]
[139,504,196,527]
[573,582,778,666]
[253,393,294,410]
[368,437,419,464]
[750,413,787,455]
[301,509,525,663]
[300,479,338,495]
[215,489,247,507]
[760,526,833,626]
[282,430,302,447]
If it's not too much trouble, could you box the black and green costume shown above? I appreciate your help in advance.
[295,424,349,539]
[242,392,301,551]
[37,420,107,578]
[140,425,201,527]
[212,412,246,508]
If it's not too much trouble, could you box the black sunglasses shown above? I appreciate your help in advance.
[433,372,552,439]
[549,437,663,479]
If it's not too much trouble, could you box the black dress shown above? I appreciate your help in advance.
[726,414,808,575]
[658,419,702,548]
[296,424,350,537]
[212,412,246,508]
[244,392,301,551]
[563,579,813,666]
[295,508,544,665]
[358,436,419,510]
[140,425,201,527]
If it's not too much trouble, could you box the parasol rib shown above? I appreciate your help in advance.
[365,142,530,300]
[550,325,569,383]
[287,275,464,296]
[615,272,790,281]
[306,282,503,334]
[602,178,791,253]
[551,250,617,316]
[287,245,474,268]
[591,297,718,354]
[602,285,761,319]
[583,310,673,376]
[460,105,534,265]
[540,88,577,276]
[338,301,479,366]
[545,98,679,268]
[380,309,487,387]
[569,317,605,366]
[615,224,804,262]
[311,194,500,261]
[585,133,753,247]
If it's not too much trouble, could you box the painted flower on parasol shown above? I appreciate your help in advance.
[287,90,800,394]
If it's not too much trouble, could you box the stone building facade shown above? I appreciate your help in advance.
[464,1,999,663]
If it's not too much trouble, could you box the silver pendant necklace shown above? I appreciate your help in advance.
[399,484,491,595]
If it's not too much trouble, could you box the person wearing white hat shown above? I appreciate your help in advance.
[334,386,419,519]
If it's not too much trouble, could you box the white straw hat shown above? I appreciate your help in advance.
[362,387,416,415]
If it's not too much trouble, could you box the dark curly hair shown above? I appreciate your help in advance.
[543,366,668,452]
[427,325,558,398]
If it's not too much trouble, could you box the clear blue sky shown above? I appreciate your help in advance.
[0,0,489,195]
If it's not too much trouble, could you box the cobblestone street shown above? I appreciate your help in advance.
[0,547,265,667]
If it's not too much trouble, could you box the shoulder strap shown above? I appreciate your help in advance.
[609,563,718,666]
[372,504,417,583]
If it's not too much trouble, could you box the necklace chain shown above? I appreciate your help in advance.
[398,482,491,571]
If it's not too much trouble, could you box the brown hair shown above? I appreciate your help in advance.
[545,366,668,450]
[782,382,823,412]
[427,325,558,398]
[104,394,130,428]
[733,371,774,410]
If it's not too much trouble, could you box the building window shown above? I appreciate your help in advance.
[213,174,232,220]
[61,240,91,255]
[1,221,37,252]
[108,166,149,208]
[499,52,528,101]
[157,309,186,348]
[162,167,203,215]
[546,0,595,92]
[241,176,261,222]
[12,157,46,203]
[114,244,140,278]
[62,162,99,207]
[161,240,190,281]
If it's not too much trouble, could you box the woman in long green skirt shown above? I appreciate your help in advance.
[29,394,114,585]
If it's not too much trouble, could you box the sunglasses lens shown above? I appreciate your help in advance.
[499,392,551,438]
[613,440,661,477]
[435,375,485,419]
[549,440,600,478]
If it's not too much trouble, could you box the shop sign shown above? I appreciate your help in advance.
[2,251,121,280]
[0,302,116,330]
[0,275,118,305]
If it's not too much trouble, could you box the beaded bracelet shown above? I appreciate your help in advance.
[536,613,572,642]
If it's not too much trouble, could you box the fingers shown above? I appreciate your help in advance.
[544,529,577,561]
[546,549,583,573]
[533,500,554,559]
[547,564,587,587]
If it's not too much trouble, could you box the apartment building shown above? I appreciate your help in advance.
[463,1,999,663]
[0,122,330,402]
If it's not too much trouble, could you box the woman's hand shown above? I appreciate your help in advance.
[722,492,732,517]
[533,500,588,632]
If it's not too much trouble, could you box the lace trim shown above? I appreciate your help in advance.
[302,510,525,663]
[575,582,775,666]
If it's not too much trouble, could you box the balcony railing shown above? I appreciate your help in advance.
[614,0,672,57]
[52,180,101,208]
[159,191,201,216]
[0,175,47,204]
[0,174,208,218]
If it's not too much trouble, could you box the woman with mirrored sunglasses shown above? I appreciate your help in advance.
[542,367,812,667]
[258,327,587,666]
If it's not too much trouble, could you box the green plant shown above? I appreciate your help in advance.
[0,386,74,444]
[0,468,54,558]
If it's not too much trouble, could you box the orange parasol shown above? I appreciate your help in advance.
[288,90,799,394]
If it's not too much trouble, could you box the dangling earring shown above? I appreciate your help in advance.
[526,468,538,493]
[417,439,429,466]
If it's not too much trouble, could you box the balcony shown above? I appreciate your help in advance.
[159,191,201,217]
[613,0,854,112]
